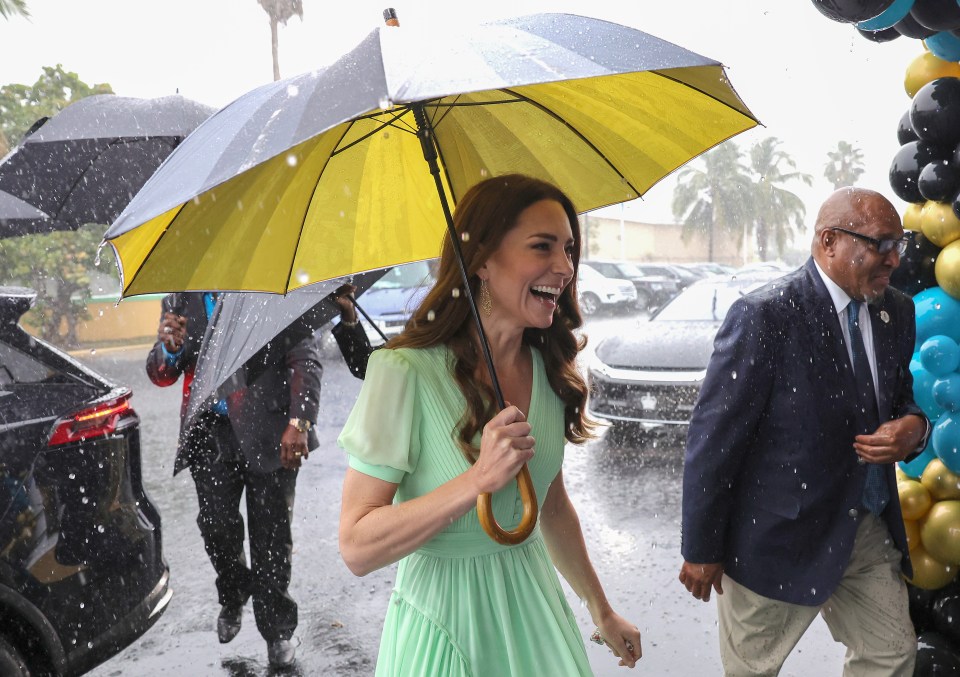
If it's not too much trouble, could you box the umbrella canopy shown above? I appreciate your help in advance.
[0,93,214,234]
[103,12,758,297]
[0,189,63,238]
[181,269,386,447]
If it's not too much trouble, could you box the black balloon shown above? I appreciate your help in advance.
[911,78,960,147]
[915,631,960,675]
[911,0,960,31]
[920,160,960,201]
[932,593,960,647]
[890,140,953,203]
[891,231,942,295]
[899,109,920,145]
[812,0,897,22]
[857,25,903,40]
[911,582,945,634]
[897,12,941,37]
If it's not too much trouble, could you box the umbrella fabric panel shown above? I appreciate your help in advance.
[0,137,179,226]
[0,189,60,238]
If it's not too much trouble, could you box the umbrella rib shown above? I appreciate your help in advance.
[332,108,417,157]
[649,70,759,125]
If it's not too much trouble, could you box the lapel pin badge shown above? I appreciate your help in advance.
[880,310,890,324]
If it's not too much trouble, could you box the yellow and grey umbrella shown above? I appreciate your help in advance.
[103,11,759,544]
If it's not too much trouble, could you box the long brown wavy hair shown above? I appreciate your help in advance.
[388,174,596,461]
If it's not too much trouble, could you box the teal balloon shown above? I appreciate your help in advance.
[857,0,914,29]
[934,413,960,473]
[920,335,960,376]
[914,287,960,347]
[927,31,960,62]
[900,445,937,478]
[934,373,960,412]
[914,362,947,420]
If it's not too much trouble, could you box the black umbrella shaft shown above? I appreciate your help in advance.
[412,103,506,410]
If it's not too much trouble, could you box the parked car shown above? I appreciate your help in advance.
[577,263,638,316]
[581,259,677,310]
[0,287,170,676]
[352,260,437,342]
[587,272,786,437]
[633,262,702,291]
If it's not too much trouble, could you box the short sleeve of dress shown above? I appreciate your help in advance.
[337,349,421,484]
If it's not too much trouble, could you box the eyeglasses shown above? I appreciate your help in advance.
[828,227,909,256]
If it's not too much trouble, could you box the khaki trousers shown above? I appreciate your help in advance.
[716,513,915,676]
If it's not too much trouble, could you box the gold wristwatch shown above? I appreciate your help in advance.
[289,418,312,433]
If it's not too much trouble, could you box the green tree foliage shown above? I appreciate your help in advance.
[0,67,116,347]
[749,137,812,261]
[672,141,752,262]
[824,140,866,190]
[257,0,303,81]
[0,225,117,346]
[0,0,29,20]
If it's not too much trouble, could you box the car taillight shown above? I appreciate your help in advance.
[48,392,134,447]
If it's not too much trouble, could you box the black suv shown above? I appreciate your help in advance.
[581,260,678,310]
[0,287,170,676]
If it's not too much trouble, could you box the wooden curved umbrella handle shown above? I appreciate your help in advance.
[477,464,538,545]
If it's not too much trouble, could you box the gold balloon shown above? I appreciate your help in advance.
[921,201,960,248]
[908,544,958,590]
[921,500,960,565]
[936,240,960,301]
[899,480,933,521]
[905,52,960,98]
[897,466,909,483]
[904,202,924,232]
[905,519,922,551]
[921,458,960,500]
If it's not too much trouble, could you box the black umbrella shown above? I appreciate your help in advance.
[0,189,61,237]
[0,93,214,236]
[179,269,387,448]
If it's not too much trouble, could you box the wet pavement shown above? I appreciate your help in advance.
[82,312,845,676]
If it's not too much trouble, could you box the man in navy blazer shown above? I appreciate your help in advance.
[679,188,929,675]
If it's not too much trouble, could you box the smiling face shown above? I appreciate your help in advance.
[478,199,576,331]
[814,189,903,304]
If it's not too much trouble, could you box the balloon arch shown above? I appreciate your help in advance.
[815,1,960,670]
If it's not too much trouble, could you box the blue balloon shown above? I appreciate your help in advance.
[914,287,960,348]
[934,373,960,412]
[934,413,960,473]
[857,0,914,30]
[914,362,947,420]
[900,445,937,478]
[927,31,960,62]
[920,335,960,376]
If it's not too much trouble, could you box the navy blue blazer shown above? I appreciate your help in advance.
[681,258,924,606]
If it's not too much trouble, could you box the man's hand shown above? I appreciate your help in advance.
[280,424,309,469]
[679,560,724,602]
[331,284,358,324]
[158,312,187,353]
[855,414,926,464]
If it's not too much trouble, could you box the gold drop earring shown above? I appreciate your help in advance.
[479,279,492,317]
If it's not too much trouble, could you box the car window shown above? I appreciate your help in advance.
[612,262,645,277]
[653,282,761,322]
[370,261,435,289]
[588,262,617,277]
[578,264,600,279]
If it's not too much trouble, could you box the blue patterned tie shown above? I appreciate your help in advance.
[847,301,888,514]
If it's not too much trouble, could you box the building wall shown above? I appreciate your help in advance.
[22,294,162,345]
[582,215,747,266]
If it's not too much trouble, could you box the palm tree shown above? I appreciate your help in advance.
[749,137,812,261]
[0,0,28,19]
[257,0,303,81]
[824,140,865,190]
[672,141,752,262]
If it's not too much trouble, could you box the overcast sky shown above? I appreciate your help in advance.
[0,0,926,230]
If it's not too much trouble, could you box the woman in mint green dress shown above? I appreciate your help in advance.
[338,174,641,675]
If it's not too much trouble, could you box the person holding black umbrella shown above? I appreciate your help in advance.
[146,285,371,668]
[338,174,641,675]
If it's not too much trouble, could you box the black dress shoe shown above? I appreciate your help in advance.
[267,638,296,668]
[217,604,243,644]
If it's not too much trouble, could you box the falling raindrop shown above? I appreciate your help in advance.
[287,84,300,97]
[479,168,488,177]
[297,270,310,285]
[452,288,460,298]
[461,232,470,242]
[427,310,436,322]
[286,154,298,167]
[731,371,737,380]
[378,96,393,110]
[382,131,390,140]
[89,349,97,356]
[97,525,105,533]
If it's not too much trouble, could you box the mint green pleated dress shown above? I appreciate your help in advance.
[338,345,592,676]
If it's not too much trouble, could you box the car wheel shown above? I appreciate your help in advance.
[0,636,31,677]
[634,289,651,311]
[580,292,601,316]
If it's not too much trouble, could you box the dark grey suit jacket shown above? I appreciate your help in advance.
[681,258,926,606]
